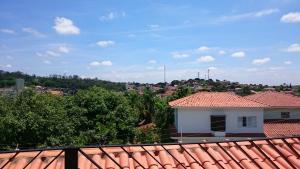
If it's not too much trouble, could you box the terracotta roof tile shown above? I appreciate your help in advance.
[169,92,267,108]
[264,120,300,138]
[1,137,300,169]
[245,91,300,108]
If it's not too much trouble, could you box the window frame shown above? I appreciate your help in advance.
[238,116,257,128]
[281,112,290,118]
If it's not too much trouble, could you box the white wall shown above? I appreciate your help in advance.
[175,107,264,133]
[264,108,300,119]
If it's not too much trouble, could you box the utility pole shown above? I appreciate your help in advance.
[164,65,166,83]
[207,69,210,80]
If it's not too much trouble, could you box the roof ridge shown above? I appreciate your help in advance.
[249,91,272,106]
[261,91,300,100]
[274,91,300,99]
[169,91,267,108]
[236,92,269,107]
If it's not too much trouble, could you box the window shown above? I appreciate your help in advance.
[281,112,290,118]
[211,115,226,131]
[238,116,257,128]
[242,117,247,127]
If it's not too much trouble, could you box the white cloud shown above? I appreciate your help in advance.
[231,51,246,58]
[197,55,215,62]
[22,27,45,37]
[146,66,164,70]
[286,43,300,52]
[58,45,70,54]
[0,28,15,34]
[128,34,136,38]
[148,60,157,64]
[157,66,164,70]
[197,46,211,51]
[53,17,80,35]
[1,64,12,68]
[43,60,51,64]
[252,57,270,65]
[246,68,258,72]
[218,50,226,55]
[208,66,217,70]
[220,8,279,22]
[6,56,13,60]
[36,52,44,57]
[171,52,189,58]
[100,11,126,21]
[281,12,300,23]
[5,64,12,68]
[284,61,292,65]
[269,67,284,71]
[46,50,60,57]
[36,45,70,59]
[90,60,112,66]
[97,40,115,48]
[148,24,160,29]
[146,66,154,70]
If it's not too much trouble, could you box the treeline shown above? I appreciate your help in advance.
[0,86,191,150]
[0,70,125,91]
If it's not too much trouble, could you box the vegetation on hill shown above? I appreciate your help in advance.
[0,85,191,150]
[1,70,298,150]
[0,70,126,92]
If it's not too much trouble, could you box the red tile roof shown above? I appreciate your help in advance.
[264,120,300,138]
[1,137,300,169]
[245,91,300,108]
[169,92,267,108]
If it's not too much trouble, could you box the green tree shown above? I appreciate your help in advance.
[237,86,252,96]
[73,87,138,144]
[168,86,192,101]
[142,87,156,123]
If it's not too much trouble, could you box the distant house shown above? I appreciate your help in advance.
[245,91,300,120]
[169,92,267,141]
[245,91,300,137]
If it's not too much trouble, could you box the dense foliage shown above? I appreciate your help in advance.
[0,85,192,150]
[0,70,125,91]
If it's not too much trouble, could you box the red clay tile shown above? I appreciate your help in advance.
[245,91,300,108]
[104,153,115,169]
[264,120,300,137]
[119,152,129,169]
[0,137,300,169]
[276,145,300,168]
[157,150,173,169]
[169,92,267,108]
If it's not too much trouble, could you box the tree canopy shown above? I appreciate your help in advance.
[0,86,178,150]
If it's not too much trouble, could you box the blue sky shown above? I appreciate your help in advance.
[0,0,300,85]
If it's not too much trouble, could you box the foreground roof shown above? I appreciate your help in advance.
[169,92,266,108]
[1,137,300,169]
[245,91,300,108]
[264,119,300,138]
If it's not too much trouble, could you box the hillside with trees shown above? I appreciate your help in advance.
[0,70,126,92]
[0,84,192,150]
[1,70,299,150]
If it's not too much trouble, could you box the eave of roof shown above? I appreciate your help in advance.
[0,137,299,169]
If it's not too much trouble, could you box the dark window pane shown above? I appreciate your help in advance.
[281,112,290,118]
[211,115,226,131]
[242,117,247,127]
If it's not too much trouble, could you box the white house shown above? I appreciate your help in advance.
[169,92,267,141]
[245,91,300,120]
[245,91,300,137]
